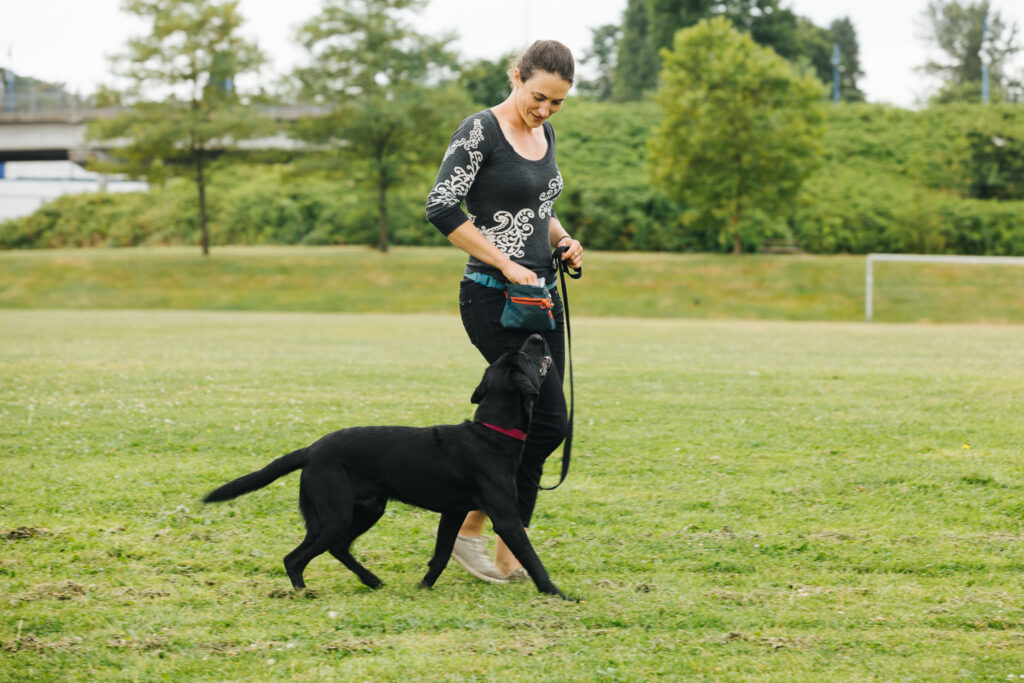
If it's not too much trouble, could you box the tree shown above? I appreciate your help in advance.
[648,17,825,254]
[613,0,661,100]
[612,0,855,101]
[292,0,467,252]
[461,52,516,107]
[89,0,266,255]
[919,0,1021,103]
[576,24,620,101]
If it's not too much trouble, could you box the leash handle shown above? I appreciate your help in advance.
[537,246,579,491]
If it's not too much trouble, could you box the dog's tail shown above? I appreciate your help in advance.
[203,448,309,503]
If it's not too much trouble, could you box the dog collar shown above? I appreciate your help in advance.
[479,422,528,441]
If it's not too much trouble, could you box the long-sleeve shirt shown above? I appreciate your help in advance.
[426,109,563,283]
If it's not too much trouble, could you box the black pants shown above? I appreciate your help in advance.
[458,279,567,527]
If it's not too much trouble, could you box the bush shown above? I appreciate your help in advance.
[4,101,1024,255]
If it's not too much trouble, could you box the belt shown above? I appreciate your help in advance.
[465,271,557,290]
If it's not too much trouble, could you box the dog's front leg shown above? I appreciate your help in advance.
[419,511,464,589]
[485,506,569,600]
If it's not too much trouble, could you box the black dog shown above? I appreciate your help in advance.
[203,334,568,599]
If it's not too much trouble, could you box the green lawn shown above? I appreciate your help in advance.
[2,309,1023,680]
[2,245,1024,322]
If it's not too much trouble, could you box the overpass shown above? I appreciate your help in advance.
[0,105,329,164]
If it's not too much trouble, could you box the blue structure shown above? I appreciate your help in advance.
[831,43,841,104]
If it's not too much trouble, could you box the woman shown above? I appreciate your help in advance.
[425,40,584,584]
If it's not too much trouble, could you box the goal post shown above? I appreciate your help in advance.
[865,253,1024,322]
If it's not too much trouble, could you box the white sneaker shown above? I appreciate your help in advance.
[451,534,509,584]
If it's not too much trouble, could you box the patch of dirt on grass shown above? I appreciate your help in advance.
[201,640,300,657]
[109,586,172,601]
[2,527,51,540]
[107,636,167,651]
[707,589,769,605]
[711,631,818,651]
[1,634,85,653]
[19,580,87,602]
[322,637,387,655]
[268,587,319,599]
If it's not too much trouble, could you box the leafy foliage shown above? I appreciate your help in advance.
[793,103,1024,254]
[649,17,825,253]
[611,0,864,102]
[459,52,515,107]
[290,0,469,252]
[0,166,442,250]
[919,0,1022,104]
[88,0,267,255]
[7,93,1024,256]
[576,24,620,101]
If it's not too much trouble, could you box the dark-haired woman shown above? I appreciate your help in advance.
[425,40,584,584]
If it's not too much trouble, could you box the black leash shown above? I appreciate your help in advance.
[538,245,581,491]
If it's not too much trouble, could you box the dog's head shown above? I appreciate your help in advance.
[471,335,553,427]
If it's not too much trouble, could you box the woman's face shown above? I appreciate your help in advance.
[513,69,572,129]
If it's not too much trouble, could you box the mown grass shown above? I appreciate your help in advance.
[2,245,1024,322]
[2,310,1023,681]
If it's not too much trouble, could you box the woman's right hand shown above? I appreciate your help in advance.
[501,260,539,286]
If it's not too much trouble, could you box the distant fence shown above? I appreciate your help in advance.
[1,87,91,117]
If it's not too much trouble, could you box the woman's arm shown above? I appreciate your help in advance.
[446,222,540,285]
[549,217,584,269]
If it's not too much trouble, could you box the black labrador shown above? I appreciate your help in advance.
[203,334,569,599]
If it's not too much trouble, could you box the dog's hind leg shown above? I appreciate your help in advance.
[418,511,464,589]
[283,468,353,590]
[328,499,386,589]
[284,532,326,590]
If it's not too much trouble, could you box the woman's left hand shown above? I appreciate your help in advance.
[559,239,584,269]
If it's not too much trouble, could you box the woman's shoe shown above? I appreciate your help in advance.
[451,534,509,584]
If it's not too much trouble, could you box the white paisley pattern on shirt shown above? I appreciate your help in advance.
[426,118,485,211]
[538,172,563,219]
[484,209,535,258]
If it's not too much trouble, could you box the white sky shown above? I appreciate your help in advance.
[2,0,1023,108]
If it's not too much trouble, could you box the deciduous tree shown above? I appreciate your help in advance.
[89,0,266,255]
[292,0,467,252]
[577,24,620,101]
[648,17,825,253]
[919,0,1020,103]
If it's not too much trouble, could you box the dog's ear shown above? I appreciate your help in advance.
[515,377,538,397]
[471,369,491,404]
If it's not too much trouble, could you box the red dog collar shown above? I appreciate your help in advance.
[479,422,528,441]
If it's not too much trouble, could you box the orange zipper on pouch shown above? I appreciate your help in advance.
[508,296,553,310]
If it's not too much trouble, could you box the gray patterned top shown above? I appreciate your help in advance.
[426,109,563,283]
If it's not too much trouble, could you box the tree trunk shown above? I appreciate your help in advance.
[195,147,209,256]
[377,169,388,253]
[730,210,742,255]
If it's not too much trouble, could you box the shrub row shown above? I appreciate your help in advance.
[3,101,1024,254]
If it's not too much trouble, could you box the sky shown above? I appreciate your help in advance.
[2,0,1023,109]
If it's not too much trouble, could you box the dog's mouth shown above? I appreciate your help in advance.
[540,355,552,378]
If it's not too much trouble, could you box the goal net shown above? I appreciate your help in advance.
[865,253,1024,322]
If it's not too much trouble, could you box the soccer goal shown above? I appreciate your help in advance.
[865,253,1024,322]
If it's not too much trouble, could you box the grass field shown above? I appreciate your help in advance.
[2,306,1023,680]
[3,245,1024,322]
